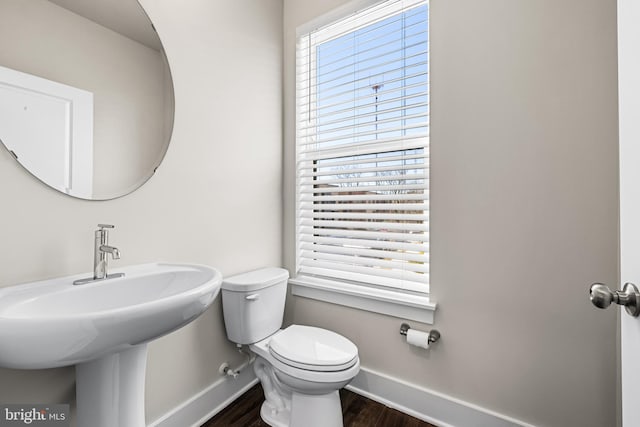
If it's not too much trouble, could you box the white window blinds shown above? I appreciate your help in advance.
[296,0,430,294]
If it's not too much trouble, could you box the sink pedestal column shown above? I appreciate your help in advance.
[76,344,148,427]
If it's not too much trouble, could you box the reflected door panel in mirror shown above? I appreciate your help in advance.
[0,65,94,198]
[0,0,174,200]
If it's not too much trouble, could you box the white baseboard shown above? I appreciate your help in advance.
[147,368,258,427]
[148,364,534,427]
[346,367,536,427]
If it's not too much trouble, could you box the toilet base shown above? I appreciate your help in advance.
[260,391,343,427]
[260,390,343,427]
[290,391,343,427]
[260,400,289,427]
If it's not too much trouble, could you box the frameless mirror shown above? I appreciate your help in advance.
[0,0,174,200]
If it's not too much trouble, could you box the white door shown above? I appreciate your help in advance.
[618,0,640,424]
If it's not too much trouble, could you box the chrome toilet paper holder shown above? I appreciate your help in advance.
[400,323,441,344]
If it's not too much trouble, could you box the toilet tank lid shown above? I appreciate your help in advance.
[222,267,289,292]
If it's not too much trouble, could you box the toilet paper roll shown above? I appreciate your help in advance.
[406,328,430,349]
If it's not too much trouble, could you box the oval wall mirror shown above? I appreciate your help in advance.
[0,0,174,200]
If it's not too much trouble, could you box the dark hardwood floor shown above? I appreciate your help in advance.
[201,384,436,427]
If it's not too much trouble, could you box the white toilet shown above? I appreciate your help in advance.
[221,267,360,427]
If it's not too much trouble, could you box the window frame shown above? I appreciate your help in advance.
[291,0,435,324]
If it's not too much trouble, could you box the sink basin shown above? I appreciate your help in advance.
[0,262,222,427]
[0,262,221,369]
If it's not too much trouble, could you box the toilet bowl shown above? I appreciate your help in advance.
[221,268,360,427]
[251,325,360,427]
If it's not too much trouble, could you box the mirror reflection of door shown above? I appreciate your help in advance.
[0,66,94,198]
[0,0,174,200]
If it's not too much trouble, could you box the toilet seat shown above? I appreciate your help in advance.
[250,326,360,384]
[269,325,358,372]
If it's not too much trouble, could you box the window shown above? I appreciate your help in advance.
[292,0,433,322]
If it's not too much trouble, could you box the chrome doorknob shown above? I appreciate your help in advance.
[589,282,640,317]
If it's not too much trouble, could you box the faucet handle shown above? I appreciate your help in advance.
[97,224,115,230]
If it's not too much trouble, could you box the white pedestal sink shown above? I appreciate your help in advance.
[0,263,222,427]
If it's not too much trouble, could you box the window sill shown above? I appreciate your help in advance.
[289,276,436,324]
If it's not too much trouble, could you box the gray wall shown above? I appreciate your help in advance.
[0,0,283,424]
[283,0,619,426]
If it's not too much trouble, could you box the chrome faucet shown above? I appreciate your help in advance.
[94,224,121,280]
[73,224,124,285]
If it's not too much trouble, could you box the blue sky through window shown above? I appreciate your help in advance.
[313,4,429,193]
[316,5,428,144]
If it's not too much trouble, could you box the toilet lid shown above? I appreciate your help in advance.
[269,325,358,371]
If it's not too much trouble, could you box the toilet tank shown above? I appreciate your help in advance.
[221,267,289,344]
